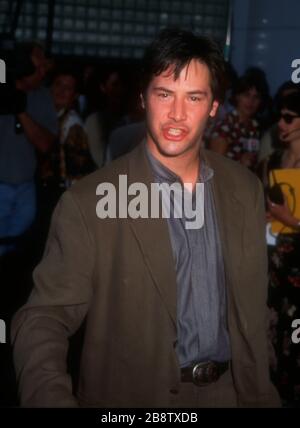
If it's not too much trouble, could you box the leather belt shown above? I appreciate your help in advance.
[181,361,229,387]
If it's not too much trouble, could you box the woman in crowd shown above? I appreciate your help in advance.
[258,81,300,163]
[258,91,300,405]
[209,72,269,170]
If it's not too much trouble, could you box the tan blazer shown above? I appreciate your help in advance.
[11,143,280,407]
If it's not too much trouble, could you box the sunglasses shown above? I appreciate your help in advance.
[279,113,300,124]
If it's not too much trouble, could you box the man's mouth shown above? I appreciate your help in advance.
[163,127,188,140]
[168,128,184,136]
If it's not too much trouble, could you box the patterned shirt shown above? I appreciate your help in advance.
[211,109,260,168]
[39,109,95,187]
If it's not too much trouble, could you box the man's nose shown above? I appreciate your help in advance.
[168,97,187,122]
[278,117,286,131]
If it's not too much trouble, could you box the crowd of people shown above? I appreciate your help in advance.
[0,35,300,407]
[208,73,300,406]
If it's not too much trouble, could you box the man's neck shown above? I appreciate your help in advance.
[147,142,201,187]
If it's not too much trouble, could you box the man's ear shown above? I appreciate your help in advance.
[140,93,145,109]
[209,100,219,118]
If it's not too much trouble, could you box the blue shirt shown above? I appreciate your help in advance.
[0,86,58,184]
[145,145,231,367]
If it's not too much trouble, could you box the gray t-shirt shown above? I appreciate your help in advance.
[0,86,58,184]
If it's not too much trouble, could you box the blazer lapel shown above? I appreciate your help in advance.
[127,144,178,328]
[203,151,245,296]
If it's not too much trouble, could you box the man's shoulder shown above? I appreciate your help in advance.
[204,149,261,191]
[28,85,52,103]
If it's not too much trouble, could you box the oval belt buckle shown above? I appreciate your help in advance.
[192,361,218,386]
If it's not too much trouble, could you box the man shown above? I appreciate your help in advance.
[34,67,95,261]
[0,42,58,256]
[50,67,95,186]
[12,29,279,407]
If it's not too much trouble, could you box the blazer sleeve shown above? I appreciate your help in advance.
[246,177,281,407]
[11,190,94,407]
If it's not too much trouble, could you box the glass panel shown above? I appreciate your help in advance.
[11,0,229,58]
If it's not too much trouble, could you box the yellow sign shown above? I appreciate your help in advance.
[269,169,300,234]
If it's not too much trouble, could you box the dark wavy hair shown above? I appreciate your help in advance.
[231,71,270,109]
[280,90,300,116]
[141,28,227,103]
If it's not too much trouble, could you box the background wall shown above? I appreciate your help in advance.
[230,0,300,95]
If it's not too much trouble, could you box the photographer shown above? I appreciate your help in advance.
[0,42,58,256]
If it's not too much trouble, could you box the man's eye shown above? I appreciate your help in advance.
[190,96,200,102]
[158,92,169,98]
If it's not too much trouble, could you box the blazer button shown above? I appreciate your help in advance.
[170,388,179,395]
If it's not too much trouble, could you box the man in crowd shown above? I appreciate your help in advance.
[12,29,279,407]
[0,42,58,256]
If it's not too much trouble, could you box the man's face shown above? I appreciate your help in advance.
[18,47,48,91]
[31,46,48,82]
[142,59,219,159]
[52,75,78,111]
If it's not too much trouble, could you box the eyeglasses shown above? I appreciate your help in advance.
[279,113,300,124]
